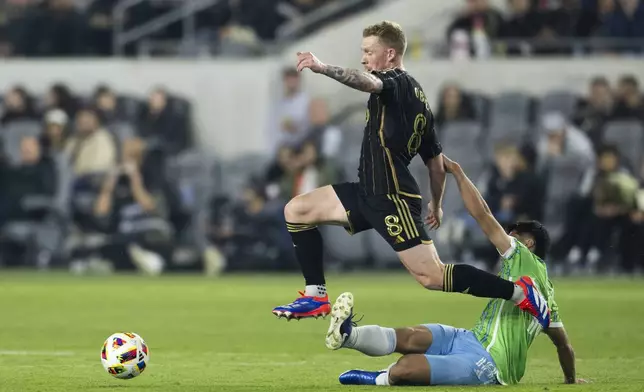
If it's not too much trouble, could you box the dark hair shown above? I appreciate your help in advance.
[597,143,620,159]
[93,84,113,99]
[282,67,299,78]
[507,220,550,259]
[590,76,609,88]
[619,74,639,89]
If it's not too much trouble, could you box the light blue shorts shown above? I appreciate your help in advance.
[422,324,499,386]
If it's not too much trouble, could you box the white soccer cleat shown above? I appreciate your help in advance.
[325,292,355,350]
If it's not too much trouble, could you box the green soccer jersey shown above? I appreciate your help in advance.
[472,237,562,385]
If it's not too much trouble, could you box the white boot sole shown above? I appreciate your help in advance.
[325,292,354,350]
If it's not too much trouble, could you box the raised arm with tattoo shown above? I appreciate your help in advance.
[296,51,383,94]
[321,65,383,93]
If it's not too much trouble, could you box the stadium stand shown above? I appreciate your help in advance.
[0,0,643,277]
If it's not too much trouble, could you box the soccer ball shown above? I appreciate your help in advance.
[101,332,150,379]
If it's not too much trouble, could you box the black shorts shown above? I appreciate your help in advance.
[332,182,432,252]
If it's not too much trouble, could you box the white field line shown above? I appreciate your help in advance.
[0,350,75,356]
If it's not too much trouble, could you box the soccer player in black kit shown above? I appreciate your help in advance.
[272,21,551,333]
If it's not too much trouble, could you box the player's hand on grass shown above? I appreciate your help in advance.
[425,203,443,230]
[296,51,326,73]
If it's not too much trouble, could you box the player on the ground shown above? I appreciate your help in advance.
[272,21,549,330]
[324,156,584,386]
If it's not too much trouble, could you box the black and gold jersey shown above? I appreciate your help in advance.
[357,68,442,199]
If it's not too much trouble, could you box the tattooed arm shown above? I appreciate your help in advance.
[321,65,383,93]
[296,52,384,93]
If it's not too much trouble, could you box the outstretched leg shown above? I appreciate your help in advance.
[325,292,435,355]
[337,321,500,387]
[398,243,551,328]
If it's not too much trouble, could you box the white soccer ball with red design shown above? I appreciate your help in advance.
[101,332,150,379]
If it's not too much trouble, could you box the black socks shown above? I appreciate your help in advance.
[286,222,325,286]
[443,264,514,300]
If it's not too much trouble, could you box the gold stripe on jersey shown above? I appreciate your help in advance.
[391,194,415,240]
[397,195,419,238]
[421,240,434,245]
[387,195,412,240]
[345,210,355,235]
[399,191,423,199]
[399,196,420,237]
[378,105,423,199]
[379,106,399,195]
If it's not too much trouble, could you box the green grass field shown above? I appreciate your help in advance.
[0,272,642,391]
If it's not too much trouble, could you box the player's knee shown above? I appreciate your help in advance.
[284,195,314,223]
[389,355,420,385]
[415,267,444,291]
[395,327,418,353]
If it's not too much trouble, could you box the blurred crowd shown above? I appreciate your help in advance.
[2,69,642,276]
[209,68,345,272]
[0,0,362,57]
[0,70,347,275]
[447,0,644,57]
[0,81,204,274]
[435,73,644,274]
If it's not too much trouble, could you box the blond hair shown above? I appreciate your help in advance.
[363,21,407,57]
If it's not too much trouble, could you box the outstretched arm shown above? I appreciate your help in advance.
[545,327,579,384]
[443,155,513,255]
[296,51,383,93]
[321,65,383,93]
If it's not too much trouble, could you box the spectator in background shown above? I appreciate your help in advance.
[537,111,596,173]
[0,136,56,267]
[0,85,37,126]
[307,97,342,159]
[435,83,476,129]
[622,159,644,272]
[209,180,294,271]
[235,0,285,41]
[93,85,125,127]
[0,136,56,222]
[40,108,69,157]
[138,87,189,156]
[271,67,310,154]
[84,0,113,56]
[14,0,85,57]
[500,0,541,40]
[447,0,503,57]
[492,143,544,223]
[577,144,638,269]
[65,107,116,176]
[536,112,596,265]
[276,140,339,199]
[531,4,577,55]
[474,142,544,269]
[577,0,616,37]
[573,76,614,146]
[93,137,173,275]
[612,75,644,120]
[601,0,644,41]
[45,83,78,119]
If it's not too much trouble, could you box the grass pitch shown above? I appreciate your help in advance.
[0,272,642,391]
